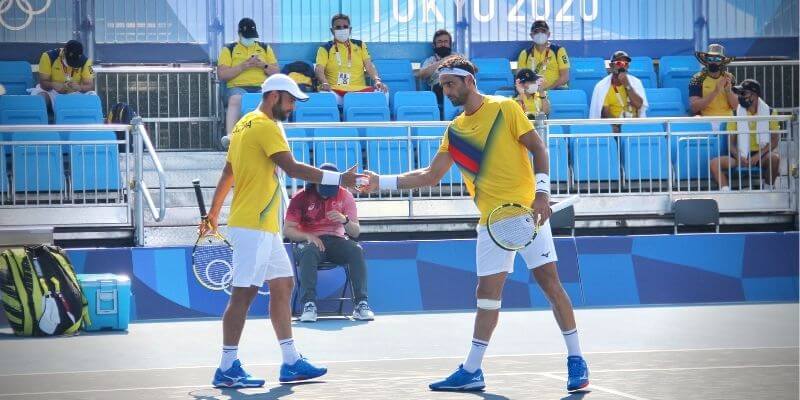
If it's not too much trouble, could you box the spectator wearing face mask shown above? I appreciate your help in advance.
[417,29,460,105]
[513,68,550,117]
[516,20,570,91]
[315,13,388,105]
[589,51,648,132]
[30,40,96,108]
[689,43,738,118]
[710,79,781,191]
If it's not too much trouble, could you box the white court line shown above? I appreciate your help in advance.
[0,364,796,398]
[0,345,796,378]
[538,372,650,400]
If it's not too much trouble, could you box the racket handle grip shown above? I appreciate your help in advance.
[192,179,207,218]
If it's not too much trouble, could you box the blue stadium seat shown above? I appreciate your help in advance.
[645,88,686,117]
[284,128,311,188]
[342,92,390,122]
[442,96,463,121]
[0,95,48,155]
[669,122,718,180]
[393,91,439,121]
[473,58,514,95]
[547,125,569,184]
[0,61,33,95]
[11,131,64,192]
[658,56,700,110]
[412,126,460,184]
[569,124,620,183]
[240,93,262,116]
[494,90,515,98]
[548,90,588,119]
[371,59,415,104]
[628,56,657,88]
[620,124,670,181]
[311,128,361,172]
[568,58,607,99]
[364,127,411,174]
[294,92,339,122]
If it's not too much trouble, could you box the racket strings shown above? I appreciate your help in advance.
[193,238,233,290]
[488,206,538,250]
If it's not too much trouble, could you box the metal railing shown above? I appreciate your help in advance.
[94,65,221,151]
[728,60,800,110]
[0,121,166,245]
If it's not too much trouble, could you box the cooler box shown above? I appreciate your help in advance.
[77,274,132,331]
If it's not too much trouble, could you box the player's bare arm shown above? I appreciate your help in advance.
[270,151,365,189]
[519,129,552,222]
[362,151,453,192]
[203,162,234,236]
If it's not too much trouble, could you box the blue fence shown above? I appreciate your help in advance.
[66,232,799,320]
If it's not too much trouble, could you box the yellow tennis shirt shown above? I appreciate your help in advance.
[38,49,93,84]
[517,44,569,89]
[315,39,371,91]
[226,110,290,233]
[218,41,277,88]
[602,85,634,118]
[438,95,537,225]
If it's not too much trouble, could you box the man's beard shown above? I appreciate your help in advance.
[272,102,289,121]
[448,92,467,106]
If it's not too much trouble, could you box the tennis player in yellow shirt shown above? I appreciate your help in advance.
[202,74,365,388]
[360,56,589,393]
[516,20,570,91]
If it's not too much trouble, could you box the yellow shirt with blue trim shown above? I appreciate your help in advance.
[438,95,536,225]
[602,84,636,118]
[726,108,780,152]
[218,41,277,88]
[226,110,290,233]
[316,39,371,91]
[517,44,569,89]
[688,71,735,116]
[38,49,93,84]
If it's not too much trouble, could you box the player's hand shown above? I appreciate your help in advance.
[320,82,331,91]
[531,192,552,225]
[617,72,629,86]
[199,213,218,237]
[359,170,380,193]
[748,154,761,166]
[305,234,325,251]
[326,210,347,224]
[339,164,367,190]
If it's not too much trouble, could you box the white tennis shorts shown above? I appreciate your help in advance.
[228,227,293,287]
[476,220,558,276]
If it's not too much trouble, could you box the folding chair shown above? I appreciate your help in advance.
[290,242,354,317]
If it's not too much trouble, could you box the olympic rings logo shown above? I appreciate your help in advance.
[0,0,51,31]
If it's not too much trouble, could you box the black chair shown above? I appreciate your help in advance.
[549,204,575,236]
[290,242,354,317]
[673,198,719,234]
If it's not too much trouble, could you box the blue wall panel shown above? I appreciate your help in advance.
[65,232,798,321]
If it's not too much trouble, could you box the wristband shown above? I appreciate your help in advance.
[535,173,550,194]
[380,175,399,190]
[321,170,341,186]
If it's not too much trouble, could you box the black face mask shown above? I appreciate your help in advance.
[707,63,721,73]
[738,95,753,109]
[434,46,452,58]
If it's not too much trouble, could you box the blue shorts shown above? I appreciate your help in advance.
[224,86,261,103]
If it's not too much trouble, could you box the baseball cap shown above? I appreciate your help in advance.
[238,18,259,39]
[515,68,540,83]
[611,50,631,62]
[733,79,762,97]
[317,163,340,197]
[64,40,84,68]
[531,20,549,32]
[261,74,309,101]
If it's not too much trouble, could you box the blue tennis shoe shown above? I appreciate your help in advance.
[279,356,328,382]
[567,355,590,392]
[429,364,486,391]
[212,360,265,388]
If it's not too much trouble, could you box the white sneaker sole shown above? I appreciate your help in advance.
[431,381,485,391]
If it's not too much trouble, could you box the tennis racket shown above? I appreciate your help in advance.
[486,195,580,251]
[191,179,235,293]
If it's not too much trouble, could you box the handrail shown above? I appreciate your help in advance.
[729,60,800,67]
[0,124,132,132]
[93,65,214,73]
[132,116,167,245]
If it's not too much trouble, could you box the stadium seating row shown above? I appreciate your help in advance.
[0,95,119,193]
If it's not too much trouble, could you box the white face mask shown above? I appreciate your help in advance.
[334,29,350,42]
[525,83,540,94]
[240,37,256,47]
[532,33,548,45]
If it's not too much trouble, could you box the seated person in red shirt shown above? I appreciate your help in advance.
[284,163,374,322]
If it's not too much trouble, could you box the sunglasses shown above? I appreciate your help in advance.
[612,60,629,68]
[706,55,724,63]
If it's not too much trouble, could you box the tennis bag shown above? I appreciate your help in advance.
[281,61,317,92]
[0,245,90,336]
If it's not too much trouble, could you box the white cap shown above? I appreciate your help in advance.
[260,74,309,101]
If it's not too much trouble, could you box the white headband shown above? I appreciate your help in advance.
[438,67,475,80]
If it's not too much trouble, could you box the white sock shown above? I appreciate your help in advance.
[279,338,301,365]
[562,329,583,357]
[220,345,238,371]
[463,338,489,373]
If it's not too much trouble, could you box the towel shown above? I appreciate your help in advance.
[589,74,648,119]
[735,98,771,158]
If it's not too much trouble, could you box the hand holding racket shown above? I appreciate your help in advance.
[192,179,235,292]
[487,195,579,251]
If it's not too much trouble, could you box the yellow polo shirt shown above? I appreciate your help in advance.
[315,39,371,92]
[517,43,569,88]
[38,49,93,84]
[218,41,277,88]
